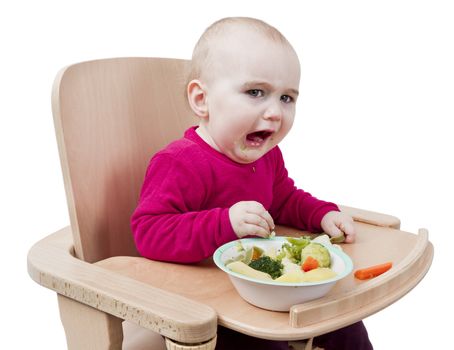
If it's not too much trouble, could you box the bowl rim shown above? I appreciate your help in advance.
[213,236,353,287]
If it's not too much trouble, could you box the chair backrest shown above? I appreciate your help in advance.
[53,57,196,262]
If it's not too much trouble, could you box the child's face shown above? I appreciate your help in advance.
[196,28,300,164]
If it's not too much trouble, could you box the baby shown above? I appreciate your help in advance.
[132,17,372,350]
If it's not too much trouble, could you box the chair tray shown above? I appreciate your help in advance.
[96,222,433,341]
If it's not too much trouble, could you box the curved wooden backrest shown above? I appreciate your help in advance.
[52,57,196,262]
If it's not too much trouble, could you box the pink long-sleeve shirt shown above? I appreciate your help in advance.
[131,126,339,263]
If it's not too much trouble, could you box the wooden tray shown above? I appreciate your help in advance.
[96,222,433,340]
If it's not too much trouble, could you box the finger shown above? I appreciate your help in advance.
[245,202,274,231]
[342,221,356,243]
[259,210,275,232]
[240,223,270,238]
[244,213,271,234]
[344,234,355,243]
[244,201,266,214]
[337,215,355,242]
[325,222,343,238]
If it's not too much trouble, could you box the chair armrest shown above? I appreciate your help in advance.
[27,226,217,344]
[339,205,401,229]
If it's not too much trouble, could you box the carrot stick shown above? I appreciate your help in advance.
[354,262,393,280]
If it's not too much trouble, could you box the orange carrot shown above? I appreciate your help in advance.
[354,262,393,280]
[302,256,319,272]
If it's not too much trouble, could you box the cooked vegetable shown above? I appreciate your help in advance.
[275,269,305,283]
[354,262,393,280]
[312,234,332,247]
[312,234,343,251]
[302,256,319,272]
[226,261,273,281]
[330,234,346,244]
[279,236,311,262]
[225,244,264,265]
[225,237,342,283]
[224,246,251,265]
[236,240,245,252]
[248,256,283,279]
[251,246,264,261]
[281,257,301,274]
[300,243,331,268]
[301,268,337,282]
[265,245,278,259]
[286,236,311,246]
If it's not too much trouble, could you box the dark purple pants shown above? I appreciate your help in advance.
[215,321,373,350]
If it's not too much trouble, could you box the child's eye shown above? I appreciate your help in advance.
[247,89,264,97]
[280,95,293,103]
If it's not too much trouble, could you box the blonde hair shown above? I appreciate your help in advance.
[187,17,292,84]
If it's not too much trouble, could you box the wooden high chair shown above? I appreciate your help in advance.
[27,57,433,350]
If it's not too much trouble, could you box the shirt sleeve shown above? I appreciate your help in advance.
[268,148,339,232]
[131,153,237,263]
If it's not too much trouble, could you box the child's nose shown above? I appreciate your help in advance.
[263,101,282,121]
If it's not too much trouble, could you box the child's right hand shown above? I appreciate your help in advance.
[229,201,275,238]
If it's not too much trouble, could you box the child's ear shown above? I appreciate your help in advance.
[187,79,209,118]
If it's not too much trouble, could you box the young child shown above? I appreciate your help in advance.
[132,17,372,350]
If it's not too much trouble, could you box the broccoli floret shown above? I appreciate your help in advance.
[279,237,311,263]
[248,256,283,279]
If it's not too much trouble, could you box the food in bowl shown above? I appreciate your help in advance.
[213,235,353,311]
[225,235,336,283]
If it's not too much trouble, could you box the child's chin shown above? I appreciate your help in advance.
[233,149,267,164]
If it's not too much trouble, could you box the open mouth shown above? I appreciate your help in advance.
[245,130,273,147]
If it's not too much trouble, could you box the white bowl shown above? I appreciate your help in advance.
[213,236,353,311]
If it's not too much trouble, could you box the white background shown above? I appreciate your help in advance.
[1,0,452,348]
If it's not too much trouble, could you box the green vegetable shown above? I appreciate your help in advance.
[278,236,311,263]
[248,256,283,279]
[286,236,311,246]
[330,234,346,244]
[300,243,331,268]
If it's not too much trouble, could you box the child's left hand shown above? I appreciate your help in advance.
[320,211,355,243]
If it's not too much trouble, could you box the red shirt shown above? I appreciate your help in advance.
[131,126,339,263]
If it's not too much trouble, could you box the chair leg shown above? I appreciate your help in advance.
[58,294,123,350]
[165,335,217,350]
[289,338,324,350]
